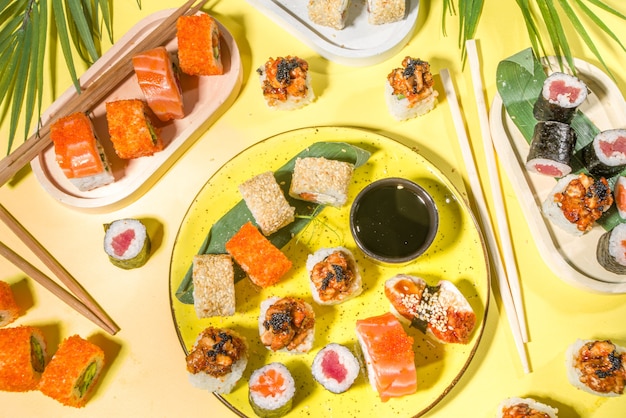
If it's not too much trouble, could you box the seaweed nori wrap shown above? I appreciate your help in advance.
[533,72,587,123]
[597,224,626,274]
[525,121,577,177]
[583,129,626,178]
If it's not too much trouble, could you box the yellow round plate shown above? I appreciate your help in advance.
[169,127,490,417]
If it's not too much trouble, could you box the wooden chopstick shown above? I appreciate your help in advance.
[0,0,209,187]
[466,39,528,342]
[0,241,116,335]
[440,69,530,373]
[0,203,119,335]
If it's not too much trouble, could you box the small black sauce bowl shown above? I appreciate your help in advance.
[349,178,439,264]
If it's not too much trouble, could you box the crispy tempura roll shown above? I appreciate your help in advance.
[0,326,47,392]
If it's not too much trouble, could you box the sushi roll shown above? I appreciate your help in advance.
[257,56,315,110]
[0,326,47,392]
[533,71,588,124]
[132,46,184,121]
[541,173,613,236]
[103,218,151,269]
[355,312,417,401]
[0,281,19,327]
[583,129,626,178]
[50,112,114,192]
[311,343,360,394]
[367,0,405,25]
[614,176,626,219]
[289,157,354,207]
[239,171,295,236]
[105,99,164,159]
[225,222,292,288]
[384,275,476,344]
[385,57,438,121]
[39,335,105,407]
[248,362,295,418]
[185,327,248,394]
[259,296,315,354]
[525,121,577,177]
[565,339,626,397]
[308,0,350,30]
[176,12,223,76]
[306,246,362,305]
[597,223,626,274]
[192,254,236,318]
[496,397,558,418]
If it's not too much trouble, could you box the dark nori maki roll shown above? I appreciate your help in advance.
[583,129,626,178]
[533,72,588,123]
[597,223,626,274]
[525,121,577,177]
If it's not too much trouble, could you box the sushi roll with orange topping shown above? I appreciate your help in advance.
[0,281,19,327]
[105,99,163,159]
[176,12,223,76]
[496,397,558,418]
[259,296,316,354]
[566,339,626,397]
[132,46,184,121]
[385,57,438,121]
[39,335,105,407]
[257,56,315,110]
[248,362,295,417]
[50,112,114,191]
[0,326,47,392]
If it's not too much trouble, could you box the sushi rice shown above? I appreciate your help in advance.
[541,174,586,236]
[248,362,295,418]
[311,343,360,393]
[103,218,151,269]
[496,397,558,418]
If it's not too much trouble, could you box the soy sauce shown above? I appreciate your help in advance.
[352,184,432,258]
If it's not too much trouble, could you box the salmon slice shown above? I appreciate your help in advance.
[355,312,417,401]
[132,46,184,121]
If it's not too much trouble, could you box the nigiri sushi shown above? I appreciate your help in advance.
[105,99,164,159]
[176,12,223,76]
[355,312,417,401]
[259,296,315,354]
[565,339,626,397]
[257,56,315,110]
[132,46,184,121]
[248,362,295,418]
[50,112,114,191]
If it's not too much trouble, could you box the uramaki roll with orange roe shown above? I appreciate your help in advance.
[0,326,47,392]
[176,12,223,76]
[0,281,20,327]
[39,335,105,407]
[105,99,163,159]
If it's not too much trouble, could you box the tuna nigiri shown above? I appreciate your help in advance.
[50,112,114,191]
[355,312,417,401]
[132,46,184,121]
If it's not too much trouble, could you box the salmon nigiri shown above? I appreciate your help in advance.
[355,312,417,401]
[132,46,184,121]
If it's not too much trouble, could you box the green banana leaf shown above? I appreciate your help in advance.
[495,47,622,231]
[175,141,371,304]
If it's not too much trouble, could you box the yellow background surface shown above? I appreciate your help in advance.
[1,1,626,417]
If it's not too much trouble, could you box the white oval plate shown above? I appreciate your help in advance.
[245,0,420,66]
[489,57,626,294]
[31,9,243,210]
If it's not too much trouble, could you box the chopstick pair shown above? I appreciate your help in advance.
[0,203,119,334]
[0,0,209,187]
[440,61,530,373]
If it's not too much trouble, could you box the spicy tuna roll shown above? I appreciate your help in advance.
[525,121,577,177]
[248,362,295,417]
[103,218,151,269]
[533,71,588,123]
[583,129,626,178]
[311,343,360,393]
[597,223,626,274]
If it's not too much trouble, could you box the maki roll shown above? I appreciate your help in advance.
[533,71,588,123]
[385,57,438,121]
[0,281,19,327]
[176,12,223,76]
[104,218,151,269]
[311,343,360,394]
[614,176,626,219]
[496,397,558,418]
[565,339,626,397]
[257,56,315,110]
[541,173,613,236]
[367,0,405,24]
[597,223,626,274]
[39,335,105,407]
[0,326,47,392]
[308,0,350,30]
[306,247,362,305]
[248,362,295,418]
[185,327,248,394]
[259,296,316,354]
[192,254,236,318]
[50,112,114,192]
[289,157,354,207]
[225,222,292,288]
[525,121,577,177]
[238,171,295,236]
[583,129,626,177]
[105,99,163,159]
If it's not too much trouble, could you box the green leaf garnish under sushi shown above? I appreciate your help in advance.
[175,142,371,304]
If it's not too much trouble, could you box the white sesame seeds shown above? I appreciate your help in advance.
[401,286,449,333]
